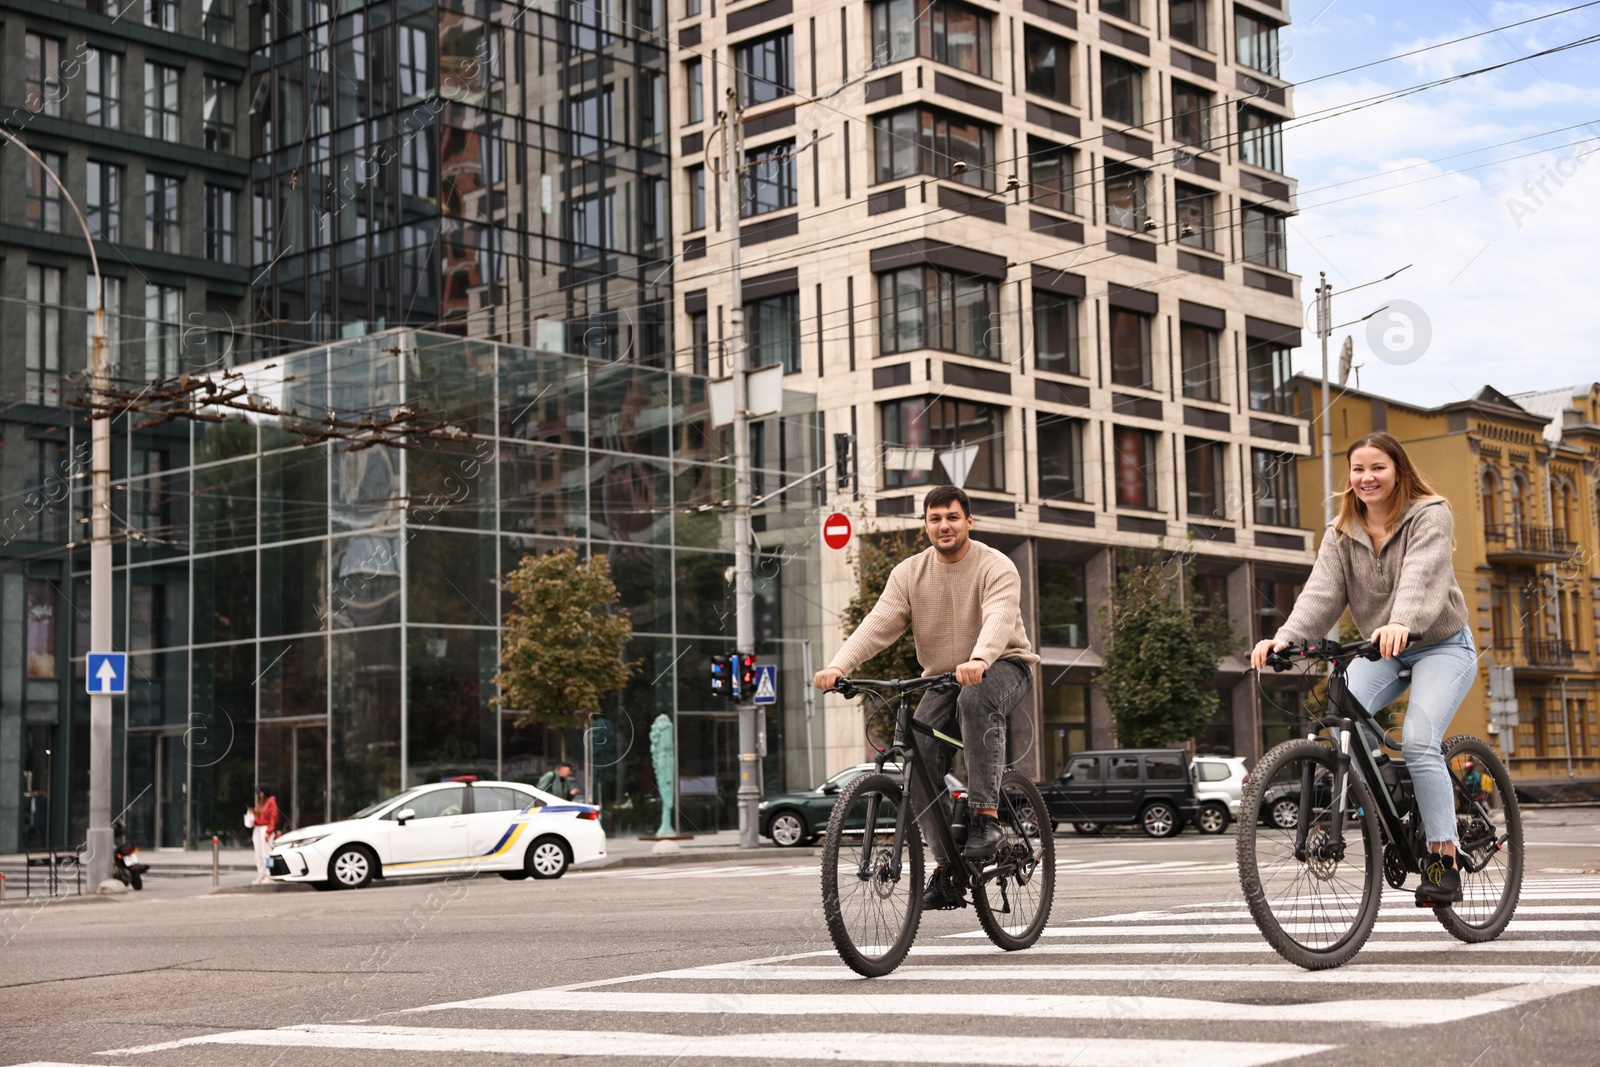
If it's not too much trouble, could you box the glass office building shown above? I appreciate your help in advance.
[27,330,820,850]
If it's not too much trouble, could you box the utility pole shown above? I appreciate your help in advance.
[1316,272,1334,528]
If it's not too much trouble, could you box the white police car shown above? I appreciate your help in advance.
[267,776,606,889]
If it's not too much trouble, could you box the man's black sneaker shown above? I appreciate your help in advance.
[961,813,1004,862]
[1415,852,1463,907]
[921,866,966,910]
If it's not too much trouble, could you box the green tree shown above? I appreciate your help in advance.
[1101,557,1235,748]
[493,548,637,752]
[839,521,925,741]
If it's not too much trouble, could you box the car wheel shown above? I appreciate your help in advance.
[1269,797,1299,829]
[1196,802,1229,835]
[769,810,809,848]
[499,870,530,881]
[526,836,571,879]
[1141,802,1180,838]
[1072,822,1100,835]
[329,845,376,889]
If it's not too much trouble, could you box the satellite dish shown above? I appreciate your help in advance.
[1337,335,1354,386]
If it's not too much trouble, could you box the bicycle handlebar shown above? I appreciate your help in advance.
[1263,635,1418,672]
[828,673,959,700]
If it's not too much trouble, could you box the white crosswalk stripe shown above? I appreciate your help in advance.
[95,875,1600,1065]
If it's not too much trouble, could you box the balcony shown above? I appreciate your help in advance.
[1490,637,1579,673]
[1484,523,1577,564]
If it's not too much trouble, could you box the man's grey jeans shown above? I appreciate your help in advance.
[906,658,1033,866]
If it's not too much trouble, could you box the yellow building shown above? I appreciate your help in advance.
[1292,377,1600,786]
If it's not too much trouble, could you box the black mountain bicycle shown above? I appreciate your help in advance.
[819,675,1056,977]
[1240,637,1523,969]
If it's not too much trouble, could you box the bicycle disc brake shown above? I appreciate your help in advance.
[1383,842,1408,889]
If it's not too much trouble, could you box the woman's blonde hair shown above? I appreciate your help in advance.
[1333,431,1442,537]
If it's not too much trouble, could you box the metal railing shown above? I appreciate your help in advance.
[1484,523,1576,556]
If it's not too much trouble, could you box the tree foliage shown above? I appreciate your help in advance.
[839,522,925,742]
[493,547,636,732]
[1101,556,1235,748]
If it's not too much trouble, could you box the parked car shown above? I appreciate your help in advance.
[1035,749,1200,838]
[1190,755,1249,833]
[758,763,963,847]
[267,777,606,889]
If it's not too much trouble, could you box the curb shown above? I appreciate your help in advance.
[0,893,117,910]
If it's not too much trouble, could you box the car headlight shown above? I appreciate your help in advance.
[280,834,329,848]
[758,801,769,810]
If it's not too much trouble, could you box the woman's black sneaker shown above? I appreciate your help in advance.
[1415,852,1463,907]
[961,813,1004,861]
[921,866,967,910]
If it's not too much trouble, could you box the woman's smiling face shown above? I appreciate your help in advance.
[1349,445,1398,513]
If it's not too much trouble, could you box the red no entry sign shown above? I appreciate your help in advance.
[822,512,852,551]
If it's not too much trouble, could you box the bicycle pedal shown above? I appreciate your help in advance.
[928,895,968,911]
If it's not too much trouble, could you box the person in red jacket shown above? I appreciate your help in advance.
[251,785,279,884]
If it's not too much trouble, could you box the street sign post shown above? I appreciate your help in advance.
[86,652,127,696]
[822,512,852,551]
[753,664,778,706]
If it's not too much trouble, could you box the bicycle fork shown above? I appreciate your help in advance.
[1295,726,1352,862]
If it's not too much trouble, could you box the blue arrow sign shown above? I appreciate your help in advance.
[752,664,778,705]
[86,652,127,696]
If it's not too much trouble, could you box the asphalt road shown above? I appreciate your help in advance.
[5,807,1600,1067]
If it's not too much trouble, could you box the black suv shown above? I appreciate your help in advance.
[1035,749,1200,837]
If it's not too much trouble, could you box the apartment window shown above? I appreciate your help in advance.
[146,174,182,253]
[742,140,797,217]
[1029,138,1074,213]
[25,153,64,233]
[687,165,706,230]
[685,59,704,124]
[1114,427,1158,509]
[568,87,614,156]
[1253,449,1299,527]
[1171,81,1212,148]
[1109,307,1152,389]
[206,185,237,263]
[1246,340,1293,415]
[1236,8,1282,76]
[146,0,179,31]
[569,190,616,260]
[640,177,666,253]
[736,31,794,107]
[874,106,996,190]
[1242,206,1288,270]
[1239,107,1284,172]
[881,396,1006,491]
[878,266,1000,360]
[1104,162,1147,230]
[26,266,64,407]
[1038,561,1088,647]
[639,71,665,143]
[746,292,801,373]
[145,63,182,141]
[1175,181,1215,250]
[689,310,710,376]
[25,34,64,117]
[871,0,993,79]
[1186,438,1226,518]
[204,77,237,153]
[1102,0,1141,23]
[87,49,122,128]
[1037,413,1085,502]
[1024,27,1072,105]
[1180,323,1219,400]
[203,0,238,47]
[87,162,123,242]
[1170,0,1207,49]
[1033,289,1079,375]
[145,285,185,380]
[1101,55,1143,126]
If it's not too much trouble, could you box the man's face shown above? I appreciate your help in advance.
[924,504,972,557]
[558,766,571,778]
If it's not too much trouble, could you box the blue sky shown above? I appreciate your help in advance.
[1282,1,1600,407]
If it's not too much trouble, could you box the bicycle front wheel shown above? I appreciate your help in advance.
[820,772,923,977]
[1238,739,1382,969]
[1436,735,1523,943]
[973,770,1056,951]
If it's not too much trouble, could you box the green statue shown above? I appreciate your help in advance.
[649,713,675,837]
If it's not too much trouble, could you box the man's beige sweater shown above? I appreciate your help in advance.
[828,540,1039,676]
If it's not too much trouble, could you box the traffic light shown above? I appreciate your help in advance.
[710,654,731,701]
[737,652,757,701]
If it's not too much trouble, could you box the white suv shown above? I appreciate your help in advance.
[1190,756,1248,833]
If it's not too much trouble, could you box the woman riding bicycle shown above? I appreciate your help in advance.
[1249,431,1476,908]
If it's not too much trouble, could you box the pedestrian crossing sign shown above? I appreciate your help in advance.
[752,664,778,705]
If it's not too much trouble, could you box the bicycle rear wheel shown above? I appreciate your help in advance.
[1436,735,1522,943]
[1238,739,1382,970]
[820,772,923,977]
[973,770,1056,951]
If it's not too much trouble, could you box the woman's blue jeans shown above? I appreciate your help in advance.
[1344,626,1478,848]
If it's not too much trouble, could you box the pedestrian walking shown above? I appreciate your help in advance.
[251,785,279,884]
[537,761,580,801]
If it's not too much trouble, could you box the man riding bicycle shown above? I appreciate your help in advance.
[813,485,1038,911]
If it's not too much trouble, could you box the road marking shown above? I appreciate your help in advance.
[897,938,1600,956]
[100,1025,1332,1066]
[946,919,1600,939]
[611,963,1600,986]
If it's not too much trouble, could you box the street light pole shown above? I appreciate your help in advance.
[0,129,112,885]
[1316,272,1334,528]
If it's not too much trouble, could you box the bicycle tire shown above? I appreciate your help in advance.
[973,770,1056,951]
[1435,735,1523,943]
[820,772,923,977]
[1238,739,1382,970]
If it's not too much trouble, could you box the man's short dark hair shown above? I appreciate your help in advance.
[557,761,573,770]
[922,485,970,518]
